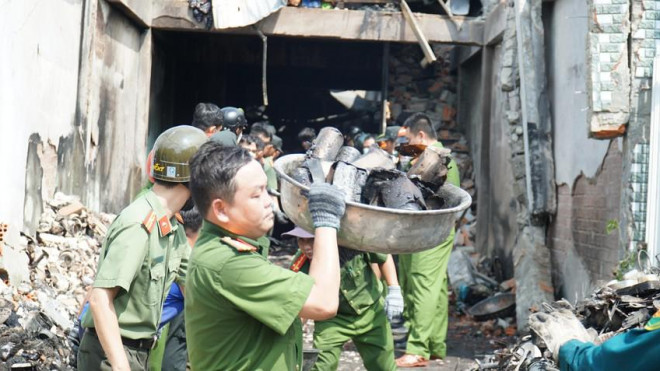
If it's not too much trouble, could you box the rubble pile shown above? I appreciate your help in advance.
[0,193,113,370]
[388,44,475,200]
[475,270,660,370]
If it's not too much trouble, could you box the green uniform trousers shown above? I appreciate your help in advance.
[77,330,150,371]
[312,300,396,371]
[399,228,454,359]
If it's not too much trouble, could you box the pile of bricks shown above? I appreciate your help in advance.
[387,44,476,199]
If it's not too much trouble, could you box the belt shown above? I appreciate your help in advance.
[87,327,155,350]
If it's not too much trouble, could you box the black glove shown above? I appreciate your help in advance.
[308,183,346,229]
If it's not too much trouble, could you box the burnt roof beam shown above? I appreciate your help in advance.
[151,2,485,46]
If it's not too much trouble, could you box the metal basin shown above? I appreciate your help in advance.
[274,154,472,254]
[467,293,517,321]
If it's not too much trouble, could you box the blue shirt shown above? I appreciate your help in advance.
[78,284,184,338]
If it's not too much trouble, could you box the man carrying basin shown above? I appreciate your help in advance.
[185,142,347,370]
[396,113,461,368]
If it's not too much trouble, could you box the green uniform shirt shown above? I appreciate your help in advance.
[263,156,278,191]
[185,221,315,371]
[431,141,460,187]
[82,190,190,340]
[291,249,388,316]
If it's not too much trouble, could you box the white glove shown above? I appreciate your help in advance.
[384,286,404,321]
[529,307,594,361]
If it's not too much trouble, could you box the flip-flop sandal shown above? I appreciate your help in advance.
[395,354,429,368]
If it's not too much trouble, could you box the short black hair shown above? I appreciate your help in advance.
[180,206,203,234]
[297,127,316,143]
[239,134,255,146]
[250,123,272,142]
[192,103,223,130]
[189,142,253,217]
[403,113,437,140]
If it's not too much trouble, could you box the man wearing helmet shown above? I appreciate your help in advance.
[78,126,207,371]
[208,106,248,147]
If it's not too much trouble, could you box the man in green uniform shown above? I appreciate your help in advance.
[185,143,347,370]
[285,227,402,371]
[78,126,207,371]
[396,113,460,368]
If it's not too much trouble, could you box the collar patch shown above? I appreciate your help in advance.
[158,216,173,236]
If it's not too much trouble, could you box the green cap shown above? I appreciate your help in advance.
[152,126,208,182]
[376,126,401,142]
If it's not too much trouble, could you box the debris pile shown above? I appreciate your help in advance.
[476,270,660,370]
[388,44,475,200]
[294,126,455,211]
[0,193,113,370]
[188,0,213,29]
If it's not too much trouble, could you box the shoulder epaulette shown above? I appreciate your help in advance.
[142,211,157,233]
[645,310,660,331]
[221,236,258,252]
[290,254,309,272]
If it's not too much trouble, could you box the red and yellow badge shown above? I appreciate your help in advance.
[290,254,308,272]
[158,216,172,236]
[221,236,257,252]
[142,211,157,233]
[645,310,660,331]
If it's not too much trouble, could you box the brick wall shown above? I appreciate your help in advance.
[549,141,623,284]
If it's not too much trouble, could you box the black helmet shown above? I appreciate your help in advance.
[221,106,248,131]
[151,126,208,182]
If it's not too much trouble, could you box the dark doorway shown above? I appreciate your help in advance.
[148,31,385,152]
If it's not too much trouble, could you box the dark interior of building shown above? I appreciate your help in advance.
[149,30,387,152]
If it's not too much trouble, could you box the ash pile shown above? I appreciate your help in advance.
[293,127,454,210]
[475,269,660,370]
[0,193,113,370]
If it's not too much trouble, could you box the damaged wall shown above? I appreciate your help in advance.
[57,0,152,216]
[1,0,152,234]
[620,0,658,252]
[544,0,624,301]
[545,0,612,186]
[549,141,623,302]
[0,0,84,233]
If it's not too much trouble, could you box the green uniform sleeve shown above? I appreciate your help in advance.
[175,243,191,287]
[446,158,460,187]
[220,255,315,335]
[367,253,389,265]
[265,166,278,191]
[94,223,149,292]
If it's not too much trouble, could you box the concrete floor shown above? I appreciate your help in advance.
[305,307,516,371]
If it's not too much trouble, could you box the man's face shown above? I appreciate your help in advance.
[298,237,314,259]
[256,133,270,144]
[221,160,274,238]
[405,130,426,146]
[262,144,276,158]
